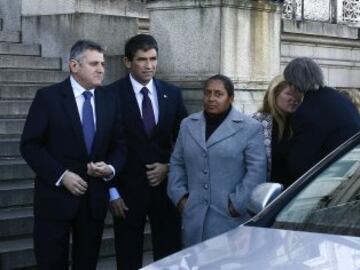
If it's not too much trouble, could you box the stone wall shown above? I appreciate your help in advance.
[281,20,360,91]
[149,0,282,114]
[21,0,149,84]
[22,0,148,18]
[0,0,21,31]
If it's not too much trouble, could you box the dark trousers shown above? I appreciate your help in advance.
[34,196,105,270]
[113,187,181,270]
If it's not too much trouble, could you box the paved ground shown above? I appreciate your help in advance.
[97,252,153,269]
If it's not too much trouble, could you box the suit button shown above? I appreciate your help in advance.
[203,153,207,158]
[204,199,208,205]
[203,184,208,189]
[203,169,208,175]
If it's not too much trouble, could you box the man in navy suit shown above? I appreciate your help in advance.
[282,57,360,185]
[20,40,126,270]
[108,34,187,270]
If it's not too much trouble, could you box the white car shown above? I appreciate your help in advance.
[142,132,360,270]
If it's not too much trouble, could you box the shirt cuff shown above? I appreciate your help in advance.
[55,170,68,186]
[109,187,121,201]
[103,165,115,181]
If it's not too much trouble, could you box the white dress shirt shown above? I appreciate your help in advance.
[71,75,97,126]
[129,73,159,123]
[109,74,160,201]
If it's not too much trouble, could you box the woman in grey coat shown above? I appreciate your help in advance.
[168,74,267,247]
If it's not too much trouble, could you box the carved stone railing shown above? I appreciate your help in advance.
[282,0,360,27]
[283,0,302,20]
[338,0,360,26]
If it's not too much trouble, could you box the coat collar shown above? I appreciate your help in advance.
[91,88,106,156]
[153,79,167,132]
[187,107,245,150]
[61,78,87,156]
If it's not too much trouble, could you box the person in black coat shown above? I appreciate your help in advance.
[20,40,126,270]
[107,34,187,270]
[276,57,360,186]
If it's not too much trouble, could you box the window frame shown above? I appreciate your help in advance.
[247,132,360,234]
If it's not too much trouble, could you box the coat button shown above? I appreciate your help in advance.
[203,183,208,189]
[204,199,208,205]
[203,153,207,158]
[203,169,208,175]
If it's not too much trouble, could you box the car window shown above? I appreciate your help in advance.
[272,143,360,236]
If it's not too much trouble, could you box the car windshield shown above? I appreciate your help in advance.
[272,143,360,236]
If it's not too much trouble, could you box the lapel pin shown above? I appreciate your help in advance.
[163,94,168,98]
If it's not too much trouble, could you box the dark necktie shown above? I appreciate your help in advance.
[82,91,95,154]
[141,87,156,136]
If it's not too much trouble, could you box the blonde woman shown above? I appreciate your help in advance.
[253,75,303,182]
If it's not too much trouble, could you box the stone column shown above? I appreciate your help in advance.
[21,0,149,83]
[147,0,282,113]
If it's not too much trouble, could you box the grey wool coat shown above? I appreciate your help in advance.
[168,107,267,247]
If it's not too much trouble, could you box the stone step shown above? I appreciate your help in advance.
[97,251,153,270]
[0,84,42,100]
[0,69,67,84]
[0,228,116,269]
[0,210,152,269]
[0,179,33,208]
[0,55,61,70]
[0,211,111,242]
[0,237,35,269]
[0,118,25,136]
[0,100,31,117]
[0,31,21,43]
[0,158,34,180]
[97,256,116,270]
[0,138,20,157]
[0,225,152,269]
[0,206,33,239]
[0,208,152,244]
[0,43,40,56]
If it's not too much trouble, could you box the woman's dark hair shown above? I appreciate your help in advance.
[125,34,158,61]
[283,57,324,93]
[204,74,234,97]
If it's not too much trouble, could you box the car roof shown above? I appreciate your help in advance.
[141,225,360,269]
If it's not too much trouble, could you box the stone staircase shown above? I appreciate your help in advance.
[0,29,62,269]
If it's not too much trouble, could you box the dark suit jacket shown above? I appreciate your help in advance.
[107,75,187,208]
[20,78,126,220]
[285,86,360,182]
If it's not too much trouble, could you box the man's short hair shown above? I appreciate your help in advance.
[70,40,104,63]
[283,57,324,93]
[125,34,158,61]
[204,74,235,97]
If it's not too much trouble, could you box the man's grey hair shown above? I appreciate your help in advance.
[283,57,324,93]
[69,39,104,62]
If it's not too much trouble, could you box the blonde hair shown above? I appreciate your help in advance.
[259,75,292,140]
[338,88,360,114]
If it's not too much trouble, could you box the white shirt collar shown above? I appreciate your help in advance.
[70,75,95,98]
[129,73,155,96]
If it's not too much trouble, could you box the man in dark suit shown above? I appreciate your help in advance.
[107,34,187,270]
[20,40,126,270]
[282,57,360,184]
